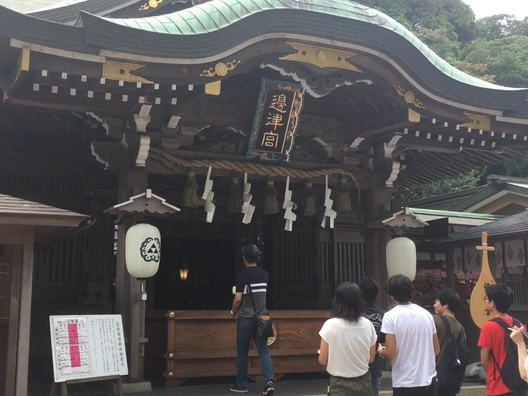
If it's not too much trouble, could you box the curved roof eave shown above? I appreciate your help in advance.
[1,1,528,114]
[78,0,523,94]
[29,0,140,24]
[0,5,99,54]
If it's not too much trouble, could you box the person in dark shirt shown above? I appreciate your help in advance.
[230,244,274,395]
[433,288,466,396]
[360,277,386,396]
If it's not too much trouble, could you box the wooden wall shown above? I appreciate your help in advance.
[145,310,328,386]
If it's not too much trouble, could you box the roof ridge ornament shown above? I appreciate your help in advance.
[280,41,362,73]
[460,112,490,131]
[103,60,154,84]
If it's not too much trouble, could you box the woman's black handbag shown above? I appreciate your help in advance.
[244,270,274,338]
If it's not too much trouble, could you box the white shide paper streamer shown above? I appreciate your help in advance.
[242,173,255,224]
[283,176,297,232]
[321,174,336,229]
[202,166,215,223]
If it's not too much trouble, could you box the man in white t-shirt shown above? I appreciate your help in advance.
[378,274,440,396]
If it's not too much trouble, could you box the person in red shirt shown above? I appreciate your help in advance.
[478,283,526,396]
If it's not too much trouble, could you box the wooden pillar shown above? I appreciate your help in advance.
[363,148,394,308]
[364,228,391,286]
[15,226,34,396]
[115,148,148,385]
[4,243,21,396]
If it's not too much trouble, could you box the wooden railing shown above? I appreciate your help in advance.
[144,310,328,387]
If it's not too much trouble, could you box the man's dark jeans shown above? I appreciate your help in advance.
[235,317,274,389]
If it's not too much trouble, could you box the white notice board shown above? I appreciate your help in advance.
[49,315,128,382]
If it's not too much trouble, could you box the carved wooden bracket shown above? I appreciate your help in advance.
[385,160,401,188]
[134,105,152,133]
[90,141,125,170]
[384,135,403,158]
[263,61,372,98]
[135,135,151,167]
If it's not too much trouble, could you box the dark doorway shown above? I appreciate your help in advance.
[151,218,237,310]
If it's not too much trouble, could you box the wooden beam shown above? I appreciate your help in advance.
[346,108,418,140]
[147,148,370,179]
[4,85,134,117]
[402,124,528,148]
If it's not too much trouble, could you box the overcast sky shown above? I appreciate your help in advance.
[462,0,528,20]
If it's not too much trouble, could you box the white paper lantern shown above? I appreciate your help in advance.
[386,236,416,280]
[125,223,161,279]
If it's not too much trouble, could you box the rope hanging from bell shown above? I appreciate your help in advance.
[228,176,243,213]
[336,177,352,212]
[263,179,280,215]
[301,181,317,216]
[182,170,199,208]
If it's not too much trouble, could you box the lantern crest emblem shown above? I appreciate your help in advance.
[140,237,160,262]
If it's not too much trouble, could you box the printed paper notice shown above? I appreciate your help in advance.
[49,315,128,382]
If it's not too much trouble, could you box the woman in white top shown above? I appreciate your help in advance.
[510,325,528,382]
[319,281,377,396]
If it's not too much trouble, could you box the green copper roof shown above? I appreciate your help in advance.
[100,0,517,91]
[408,208,501,220]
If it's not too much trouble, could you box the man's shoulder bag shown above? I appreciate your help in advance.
[244,270,273,339]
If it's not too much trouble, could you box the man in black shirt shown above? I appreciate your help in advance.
[230,244,274,395]
[360,277,386,396]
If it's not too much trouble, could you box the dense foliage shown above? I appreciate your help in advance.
[401,170,486,203]
[372,1,528,202]
[375,0,528,87]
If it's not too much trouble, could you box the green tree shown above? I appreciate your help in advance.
[460,36,528,87]
[487,156,528,178]
[517,18,528,36]
[401,169,485,203]
[415,27,460,64]
[476,14,519,40]
[456,60,496,82]
[376,0,477,45]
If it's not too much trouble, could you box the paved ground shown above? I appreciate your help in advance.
[30,373,381,396]
[29,372,486,396]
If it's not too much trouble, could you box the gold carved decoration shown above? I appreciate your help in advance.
[139,0,162,10]
[408,108,421,123]
[102,61,154,84]
[205,81,221,95]
[460,112,490,131]
[200,60,241,78]
[280,41,362,73]
[394,85,425,109]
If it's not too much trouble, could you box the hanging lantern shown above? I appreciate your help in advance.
[179,268,189,281]
[125,223,161,279]
[386,236,416,280]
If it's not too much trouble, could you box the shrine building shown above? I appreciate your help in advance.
[1,0,528,394]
